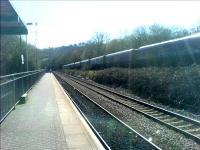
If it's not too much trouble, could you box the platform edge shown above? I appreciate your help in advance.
[52,74,106,150]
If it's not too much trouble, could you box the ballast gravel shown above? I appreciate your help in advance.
[64,76,200,150]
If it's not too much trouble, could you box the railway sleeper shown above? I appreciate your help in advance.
[176,124,194,129]
[146,111,161,115]
[134,106,150,110]
[156,115,171,120]
[151,113,165,117]
[138,108,155,112]
[167,119,184,125]
[66,74,200,139]
[187,128,200,134]
[136,109,155,113]
[169,120,185,125]
[161,117,177,123]
[131,105,144,110]
[131,102,144,106]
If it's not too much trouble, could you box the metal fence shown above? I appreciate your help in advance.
[0,70,45,123]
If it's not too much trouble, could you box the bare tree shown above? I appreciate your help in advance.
[91,32,110,56]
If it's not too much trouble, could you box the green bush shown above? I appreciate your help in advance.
[64,65,200,113]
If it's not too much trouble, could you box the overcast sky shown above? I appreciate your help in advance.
[11,1,200,49]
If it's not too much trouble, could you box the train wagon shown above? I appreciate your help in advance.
[133,33,200,67]
[63,33,200,69]
[105,49,133,68]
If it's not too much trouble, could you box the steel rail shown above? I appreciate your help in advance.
[66,73,200,126]
[55,76,111,150]
[62,73,200,143]
[55,73,162,150]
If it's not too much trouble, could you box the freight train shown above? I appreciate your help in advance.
[63,33,200,70]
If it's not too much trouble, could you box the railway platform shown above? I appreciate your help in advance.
[0,73,104,150]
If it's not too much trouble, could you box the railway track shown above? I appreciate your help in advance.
[55,72,162,150]
[60,72,200,144]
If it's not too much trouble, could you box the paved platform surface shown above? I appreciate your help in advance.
[0,73,102,150]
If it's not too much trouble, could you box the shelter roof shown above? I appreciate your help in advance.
[0,0,28,35]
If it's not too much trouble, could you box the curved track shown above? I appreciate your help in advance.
[61,72,200,143]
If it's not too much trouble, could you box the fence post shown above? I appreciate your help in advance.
[0,70,44,123]
[13,76,16,109]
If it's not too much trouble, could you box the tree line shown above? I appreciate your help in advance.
[1,23,199,75]
[42,24,200,70]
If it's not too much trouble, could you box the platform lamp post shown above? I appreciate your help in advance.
[26,22,38,71]
[26,22,33,71]
[34,22,38,70]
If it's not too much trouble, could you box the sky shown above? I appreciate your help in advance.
[11,1,200,49]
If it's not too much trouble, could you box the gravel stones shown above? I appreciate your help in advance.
[65,76,200,150]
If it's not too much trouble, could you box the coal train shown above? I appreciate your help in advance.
[63,33,200,70]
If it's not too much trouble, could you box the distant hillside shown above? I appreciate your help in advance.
[40,24,200,70]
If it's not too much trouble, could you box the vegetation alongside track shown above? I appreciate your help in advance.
[63,64,200,113]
